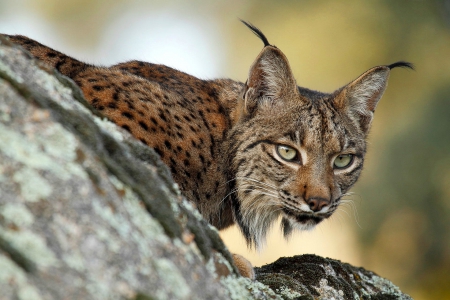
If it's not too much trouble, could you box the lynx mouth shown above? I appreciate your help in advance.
[282,207,325,225]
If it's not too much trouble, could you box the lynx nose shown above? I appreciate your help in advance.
[306,197,329,212]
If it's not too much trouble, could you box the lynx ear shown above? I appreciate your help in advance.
[234,21,301,122]
[333,62,413,134]
[239,46,299,118]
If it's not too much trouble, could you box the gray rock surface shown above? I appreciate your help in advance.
[256,255,413,300]
[0,36,412,300]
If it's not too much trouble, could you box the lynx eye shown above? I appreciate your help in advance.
[276,145,299,162]
[333,154,354,169]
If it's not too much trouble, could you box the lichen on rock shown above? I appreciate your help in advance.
[256,254,413,300]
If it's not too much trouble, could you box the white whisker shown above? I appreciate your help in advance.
[338,199,362,229]
[333,210,345,228]
[219,187,239,205]
[236,177,277,189]
[240,184,277,195]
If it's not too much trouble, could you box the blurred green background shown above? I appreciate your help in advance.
[1,1,449,298]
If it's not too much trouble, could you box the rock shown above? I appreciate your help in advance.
[256,255,413,300]
[0,35,411,300]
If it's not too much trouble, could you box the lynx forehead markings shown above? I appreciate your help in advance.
[3,22,412,251]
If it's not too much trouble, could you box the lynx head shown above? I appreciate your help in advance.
[226,21,413,248]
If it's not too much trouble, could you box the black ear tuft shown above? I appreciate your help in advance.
[240,19,271,47]
[388,61,415,70]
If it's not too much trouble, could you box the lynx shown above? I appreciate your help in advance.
[3,21,412,279]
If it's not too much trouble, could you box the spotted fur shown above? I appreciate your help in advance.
[3,23,412,249]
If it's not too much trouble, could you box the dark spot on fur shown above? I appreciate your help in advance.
[170,165,177,175]
[154,147,164,158]
[122,111,133,119]
[126,101,135,110]
[92,85,104,91]
[150,117,158,125]
[138,121,149,130]
[121,124,131,132]
[159,112,168,122]
[107,102,117,109]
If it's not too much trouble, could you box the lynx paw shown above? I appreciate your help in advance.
[232,253,255,280]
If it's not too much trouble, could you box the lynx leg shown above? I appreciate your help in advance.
[232,253,255,280]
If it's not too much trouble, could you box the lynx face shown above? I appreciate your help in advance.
[229,94,367,247]
[226,22,412,248]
